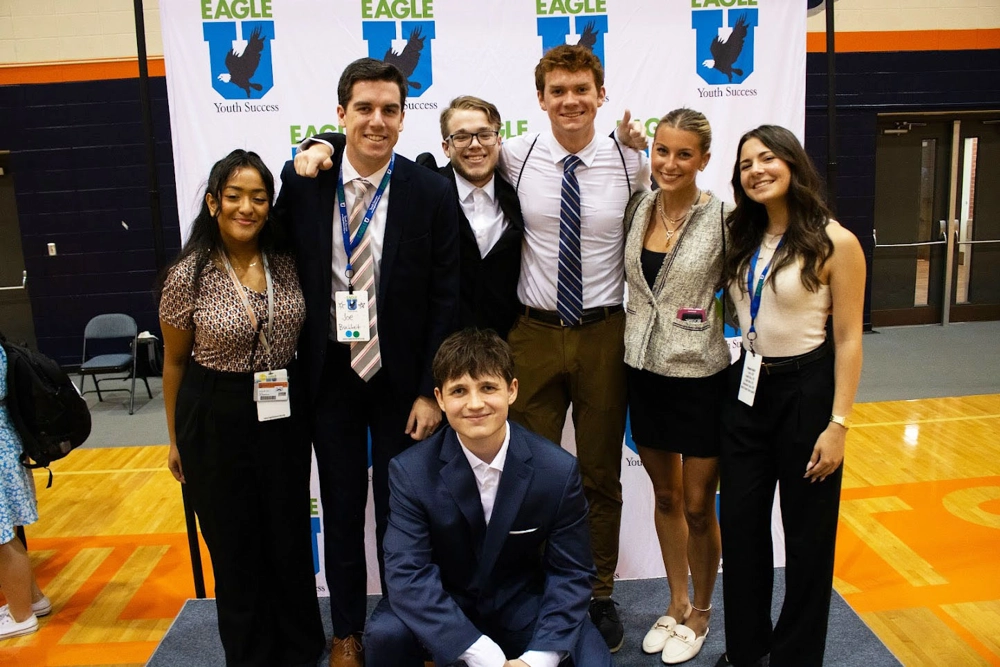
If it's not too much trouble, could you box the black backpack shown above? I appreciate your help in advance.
[0,332,91,486]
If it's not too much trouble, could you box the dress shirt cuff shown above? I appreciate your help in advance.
[459,634,508,667]
[519,650,565,667]
[300,136,333,152]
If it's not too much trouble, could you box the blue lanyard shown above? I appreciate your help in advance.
[746,237,784,354]
[337,154,394,289]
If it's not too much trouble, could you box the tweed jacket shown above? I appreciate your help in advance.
[623,189,732,378]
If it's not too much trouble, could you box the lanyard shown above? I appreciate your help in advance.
[337,154,394,290]
[220,250,275,363]
[745,237,784,354]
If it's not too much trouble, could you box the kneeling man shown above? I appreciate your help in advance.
[366,328,611,667]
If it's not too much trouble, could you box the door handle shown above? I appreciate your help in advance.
[0,270,27,292]
[939,219,947,240]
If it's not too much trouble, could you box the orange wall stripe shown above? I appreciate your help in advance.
[0,58,165,85]
[807,28,1000,53]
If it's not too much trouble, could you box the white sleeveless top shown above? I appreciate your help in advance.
[729,241,831,357]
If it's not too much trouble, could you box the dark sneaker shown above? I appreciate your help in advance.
[589,596,624,653]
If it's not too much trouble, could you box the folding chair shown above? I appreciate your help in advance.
[78,313,152,415]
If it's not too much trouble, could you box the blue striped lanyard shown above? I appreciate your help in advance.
[746,237,784,355]
[337,154,394,290]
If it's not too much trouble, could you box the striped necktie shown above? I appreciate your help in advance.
[557,154,583,325]
[348,178,381,381]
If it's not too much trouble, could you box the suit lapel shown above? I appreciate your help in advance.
[318,157,341,306]
[439,429,487,550]
[443,166,478,248]
[379,156,409,299]
[494,170,524,233]
[475,426,533,585]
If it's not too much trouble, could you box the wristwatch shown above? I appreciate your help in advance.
[829,414,850,429]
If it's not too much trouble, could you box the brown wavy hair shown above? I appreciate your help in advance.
[722,125,833,293]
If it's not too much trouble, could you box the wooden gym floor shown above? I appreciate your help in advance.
[1,393,998,666]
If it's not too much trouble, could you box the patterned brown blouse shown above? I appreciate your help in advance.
[159,252,306,373]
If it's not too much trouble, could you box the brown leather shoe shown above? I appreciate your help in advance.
[329,632,364,667]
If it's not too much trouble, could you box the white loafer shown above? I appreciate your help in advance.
[642,615,681,654]
[661,624,709,664]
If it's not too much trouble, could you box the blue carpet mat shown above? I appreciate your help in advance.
[148,571,900,666]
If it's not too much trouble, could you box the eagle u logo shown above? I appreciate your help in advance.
[203,20,276,100]
[537,15,609,70]
[692,8,758,86]
[363,21,436,98]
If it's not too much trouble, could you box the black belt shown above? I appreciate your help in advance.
[760,341,830,375]
[522,304,623,327]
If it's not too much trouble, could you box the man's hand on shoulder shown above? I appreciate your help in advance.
[405,395,442,441]
[616,108,648,151]
[293,142,335,178]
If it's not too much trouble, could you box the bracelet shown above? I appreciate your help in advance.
[829,414,849,429]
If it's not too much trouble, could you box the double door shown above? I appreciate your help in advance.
[871,113,1000,326]
[0,151,37,348]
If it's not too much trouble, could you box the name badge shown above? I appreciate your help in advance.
[254,369,291,421]
[737,352,762,407]
[334,290,371,342]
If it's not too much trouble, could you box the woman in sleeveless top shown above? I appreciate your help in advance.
[623,109,731,664]
[716,126,865,667]
[158,150,324,666]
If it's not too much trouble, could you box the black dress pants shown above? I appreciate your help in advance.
[719,351,842,667]
[176,361,324,667]
[312,341,416,638]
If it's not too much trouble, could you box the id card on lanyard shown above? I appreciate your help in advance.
[220,252,290,421]
[334,155,393,343]
[738,239,784,407]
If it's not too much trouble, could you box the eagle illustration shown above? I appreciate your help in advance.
[701,13,748,82]
[217,26,266,98]
[383,27,425,90]
[577,21,598,51]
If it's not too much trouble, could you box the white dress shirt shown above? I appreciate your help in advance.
[454,172,508,259]
[330,155,392,295]
[500,132,649,311]
[457,423,561,667]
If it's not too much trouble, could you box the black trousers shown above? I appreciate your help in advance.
[719,351,842,667]
[312,341,416,638]
[363,597,613,667]
[176,361,324,667]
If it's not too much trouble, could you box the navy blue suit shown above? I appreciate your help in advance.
[274,135,460,638]
[365,422,612,666]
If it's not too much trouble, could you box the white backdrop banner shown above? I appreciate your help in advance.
[162,0,804,594]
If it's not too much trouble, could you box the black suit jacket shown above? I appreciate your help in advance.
[384,422,594,664]
[274,135,461,404]
[417,154,525,339]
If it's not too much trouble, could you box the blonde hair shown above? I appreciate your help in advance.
[656,108,712,155]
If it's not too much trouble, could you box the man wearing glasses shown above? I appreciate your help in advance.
[415,96,525,340]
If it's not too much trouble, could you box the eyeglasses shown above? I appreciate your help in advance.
[446,130,500,148]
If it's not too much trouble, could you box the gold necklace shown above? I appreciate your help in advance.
[656,190,700,240]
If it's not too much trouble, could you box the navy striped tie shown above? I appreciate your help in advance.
[558,154,584,325]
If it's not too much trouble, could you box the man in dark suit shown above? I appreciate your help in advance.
[414,96,524,339]
[364,328,611,667]
[273,58,460,667]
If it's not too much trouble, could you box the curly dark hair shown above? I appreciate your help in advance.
[722,125,833,293]
[155,149,283,303]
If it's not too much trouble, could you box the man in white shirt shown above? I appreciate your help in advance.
[366,328,612,667]
[498,45,648,653]
[415,96,526,339]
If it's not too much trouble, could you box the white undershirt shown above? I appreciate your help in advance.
[457,423,560,667]
[454,172,508,259]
